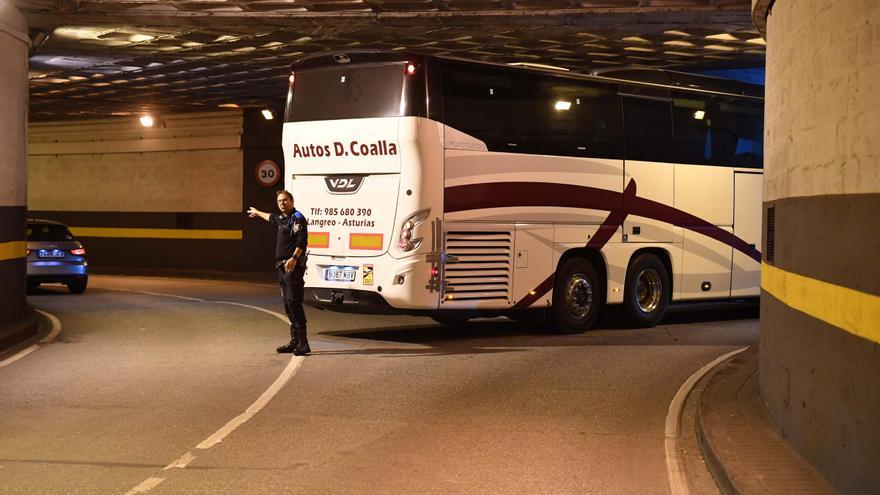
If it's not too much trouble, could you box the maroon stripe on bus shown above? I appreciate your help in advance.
[445,179,762,309]
[509,180,636,309]
[444,182,621,214]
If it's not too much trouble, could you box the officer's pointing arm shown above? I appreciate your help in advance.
[247,207,270,222]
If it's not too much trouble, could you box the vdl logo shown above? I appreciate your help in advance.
[324,175,364,194]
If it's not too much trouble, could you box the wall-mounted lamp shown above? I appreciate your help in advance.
[139,115,155,127]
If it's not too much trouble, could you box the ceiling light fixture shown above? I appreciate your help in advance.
[506,62,570,72]
[139,115,155,127]
[261,109,275,120]
[555,101,572,111]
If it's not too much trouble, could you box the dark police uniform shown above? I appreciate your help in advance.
[270,208,309,354]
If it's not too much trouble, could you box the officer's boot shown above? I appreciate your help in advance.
[276,325,298,353]
[293,326,311,356]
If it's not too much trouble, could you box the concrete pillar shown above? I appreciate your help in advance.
[754,0,880,492]
[0,1,29,331]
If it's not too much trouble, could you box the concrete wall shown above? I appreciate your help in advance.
[27,110,283,274]
[755,0,880,492]
[0,2,31,335]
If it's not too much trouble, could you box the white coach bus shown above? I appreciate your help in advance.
[283,51,763,332]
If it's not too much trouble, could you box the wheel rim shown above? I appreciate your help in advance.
[564,273,593,320]
[635,268,662,313]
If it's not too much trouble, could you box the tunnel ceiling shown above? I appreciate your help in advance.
[20,0,764,121]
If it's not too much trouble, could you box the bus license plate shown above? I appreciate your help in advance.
[325,268,356,282]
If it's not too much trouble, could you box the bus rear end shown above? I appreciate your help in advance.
[283,53,443,313]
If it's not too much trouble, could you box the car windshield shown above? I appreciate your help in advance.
[27,224,74,241]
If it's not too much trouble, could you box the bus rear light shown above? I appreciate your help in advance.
[398,209,429,252]
[288,73,295,84]
[405,63,417,76]
[70,248,86,256]
[430,267,439,278]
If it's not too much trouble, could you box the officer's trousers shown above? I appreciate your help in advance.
[278,265,307,330]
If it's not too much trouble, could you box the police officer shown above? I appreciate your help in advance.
[247,189,310,355]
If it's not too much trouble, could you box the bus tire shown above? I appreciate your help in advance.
[551,257,601,334]
[622,253,669,328]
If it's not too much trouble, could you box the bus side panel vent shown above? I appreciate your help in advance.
[443,231,512,304]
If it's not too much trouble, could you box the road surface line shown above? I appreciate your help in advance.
[163,452,196,470]
[197,354,304,449]
[0,309,63,369]
[125,477,165,495]
[665,346,748,495]
[119,288,303,494]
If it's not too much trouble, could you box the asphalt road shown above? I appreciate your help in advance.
[1,275,758,494]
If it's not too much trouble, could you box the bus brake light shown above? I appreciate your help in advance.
[406,63,417,76]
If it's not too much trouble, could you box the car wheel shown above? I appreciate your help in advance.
[67,277,88,294]
[622,253,669,328]
[551,257,602,334]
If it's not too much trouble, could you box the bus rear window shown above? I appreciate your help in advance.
[285,64,411,122]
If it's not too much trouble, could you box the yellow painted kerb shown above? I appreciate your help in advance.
[0,241,26,261]
[70,227,242,240]
[762,263,880,344]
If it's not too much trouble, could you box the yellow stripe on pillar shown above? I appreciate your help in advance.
[70,227,242,240]
[762,263,880,344]
[0,241,26,261]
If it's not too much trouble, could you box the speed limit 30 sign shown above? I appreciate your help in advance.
[255,160,281,187]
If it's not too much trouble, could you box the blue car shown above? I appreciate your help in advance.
[26,219,88,294]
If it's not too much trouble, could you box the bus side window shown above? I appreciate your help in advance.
[441,63,521,151]
[524,79,622,159]
[715,97,764,169]
[672,92,713,166]
[623,96,674,163]
[673,92,764,168]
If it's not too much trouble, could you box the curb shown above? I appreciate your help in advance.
[695,346,836,495]
[0,308,39,352]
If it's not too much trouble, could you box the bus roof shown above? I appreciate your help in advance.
[289,50,764,99]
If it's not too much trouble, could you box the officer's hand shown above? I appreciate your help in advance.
[284,257,295,272]
[246,207,258,218]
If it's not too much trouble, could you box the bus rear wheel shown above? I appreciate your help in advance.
[551,257,601,334]
[623,253,669,328]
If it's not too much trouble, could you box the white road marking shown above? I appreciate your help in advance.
[0,346,39,368]
[0,309,63,369]
[37,309,63,343]
[163,451,196,470]
[197,354,303,449]
[120,289,303,494]
[125,477,165,495]
[665,346,748,495]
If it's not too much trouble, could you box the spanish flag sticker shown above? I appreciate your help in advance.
[363,264,374,286]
